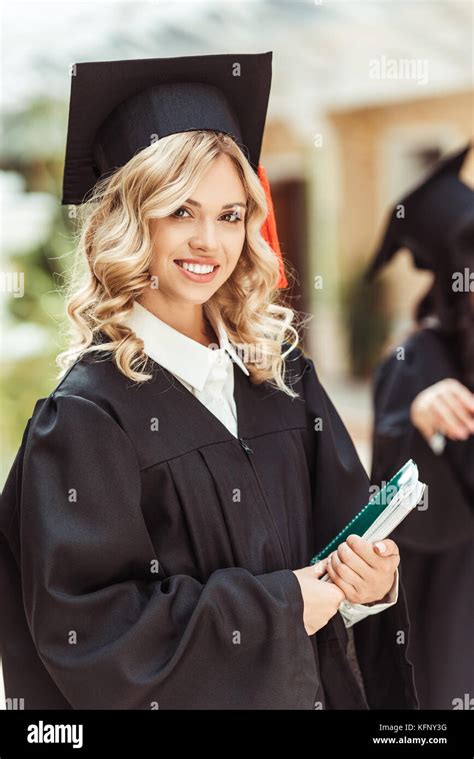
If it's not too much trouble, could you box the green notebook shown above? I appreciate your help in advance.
[310,459,422,565]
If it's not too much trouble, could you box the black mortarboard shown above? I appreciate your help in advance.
[366,144,474,279]
[61,52,272,206]
[61,51,288,288]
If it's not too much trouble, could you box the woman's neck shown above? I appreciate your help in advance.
[137,292,217,347]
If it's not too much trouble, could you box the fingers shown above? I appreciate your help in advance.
[329,551,361,587]
[327,536,400,604]
[326,558,358,599]
[328,582,346,606]
[423,379,474,440]
[314,536,401,603]
[312,557,329,578]
[372,538,399,558]
[334,535,399,579]
[441,384,474,437]
[411,379,474,442]
[333,541,369,579]
[435,395,471,440]
[449,379,474,414]
[344,534,379,568]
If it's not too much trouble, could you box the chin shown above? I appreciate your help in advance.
[177,275,225,299]
[173,284,218,305]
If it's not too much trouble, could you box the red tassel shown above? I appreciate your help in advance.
[257,164,288,289]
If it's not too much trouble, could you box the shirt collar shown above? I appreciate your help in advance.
[122,301,249,392]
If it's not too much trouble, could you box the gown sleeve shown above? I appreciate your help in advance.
[19,393,316,710]
[371,344,474,551]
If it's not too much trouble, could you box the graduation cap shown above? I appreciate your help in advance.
[61,52,287,288]
[366,144,474,280]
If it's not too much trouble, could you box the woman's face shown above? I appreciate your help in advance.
[148,153,247,306]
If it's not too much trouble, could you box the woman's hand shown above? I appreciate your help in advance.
[410,378,474,442]
[326,535,399,605]
[292,559,345,636]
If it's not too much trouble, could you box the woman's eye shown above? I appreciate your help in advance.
[172,207,191,218]
[221,210,242,223]
[172,208,242,223]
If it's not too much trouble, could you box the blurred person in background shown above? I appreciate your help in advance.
[369,145,474,709]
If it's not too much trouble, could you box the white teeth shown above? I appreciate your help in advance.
[177,261,216,274]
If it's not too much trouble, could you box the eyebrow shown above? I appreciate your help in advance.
[185,199,247,210]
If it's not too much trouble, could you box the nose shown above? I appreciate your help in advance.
[189,217,219,253]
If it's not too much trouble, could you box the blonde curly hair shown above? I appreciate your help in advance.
[57,129,308,397]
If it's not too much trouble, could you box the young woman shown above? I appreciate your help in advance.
[370,145,474,709]
[0,53,417,710]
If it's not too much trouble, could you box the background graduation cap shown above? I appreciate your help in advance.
[366,143,474,282]
[61,52,288,288]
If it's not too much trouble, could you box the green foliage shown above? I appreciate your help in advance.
[340,262,391,379]
[1,104,75,485]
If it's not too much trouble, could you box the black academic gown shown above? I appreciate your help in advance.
[0,344,418,710]
[371,326,474,709]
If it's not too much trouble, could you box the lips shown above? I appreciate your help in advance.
[173,259,220,283]
[175,260,217,274]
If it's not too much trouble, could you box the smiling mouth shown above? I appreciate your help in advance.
[174,260,218,274]
[173,259,221,282]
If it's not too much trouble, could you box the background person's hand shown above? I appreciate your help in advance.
[410,378,474,443]
[326,535,399,605]
[292,559,345,636]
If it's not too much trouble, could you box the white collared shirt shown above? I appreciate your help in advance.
[123,300,249,438]
[122,300,398,626]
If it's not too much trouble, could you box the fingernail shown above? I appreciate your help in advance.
[375,542,386,553]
